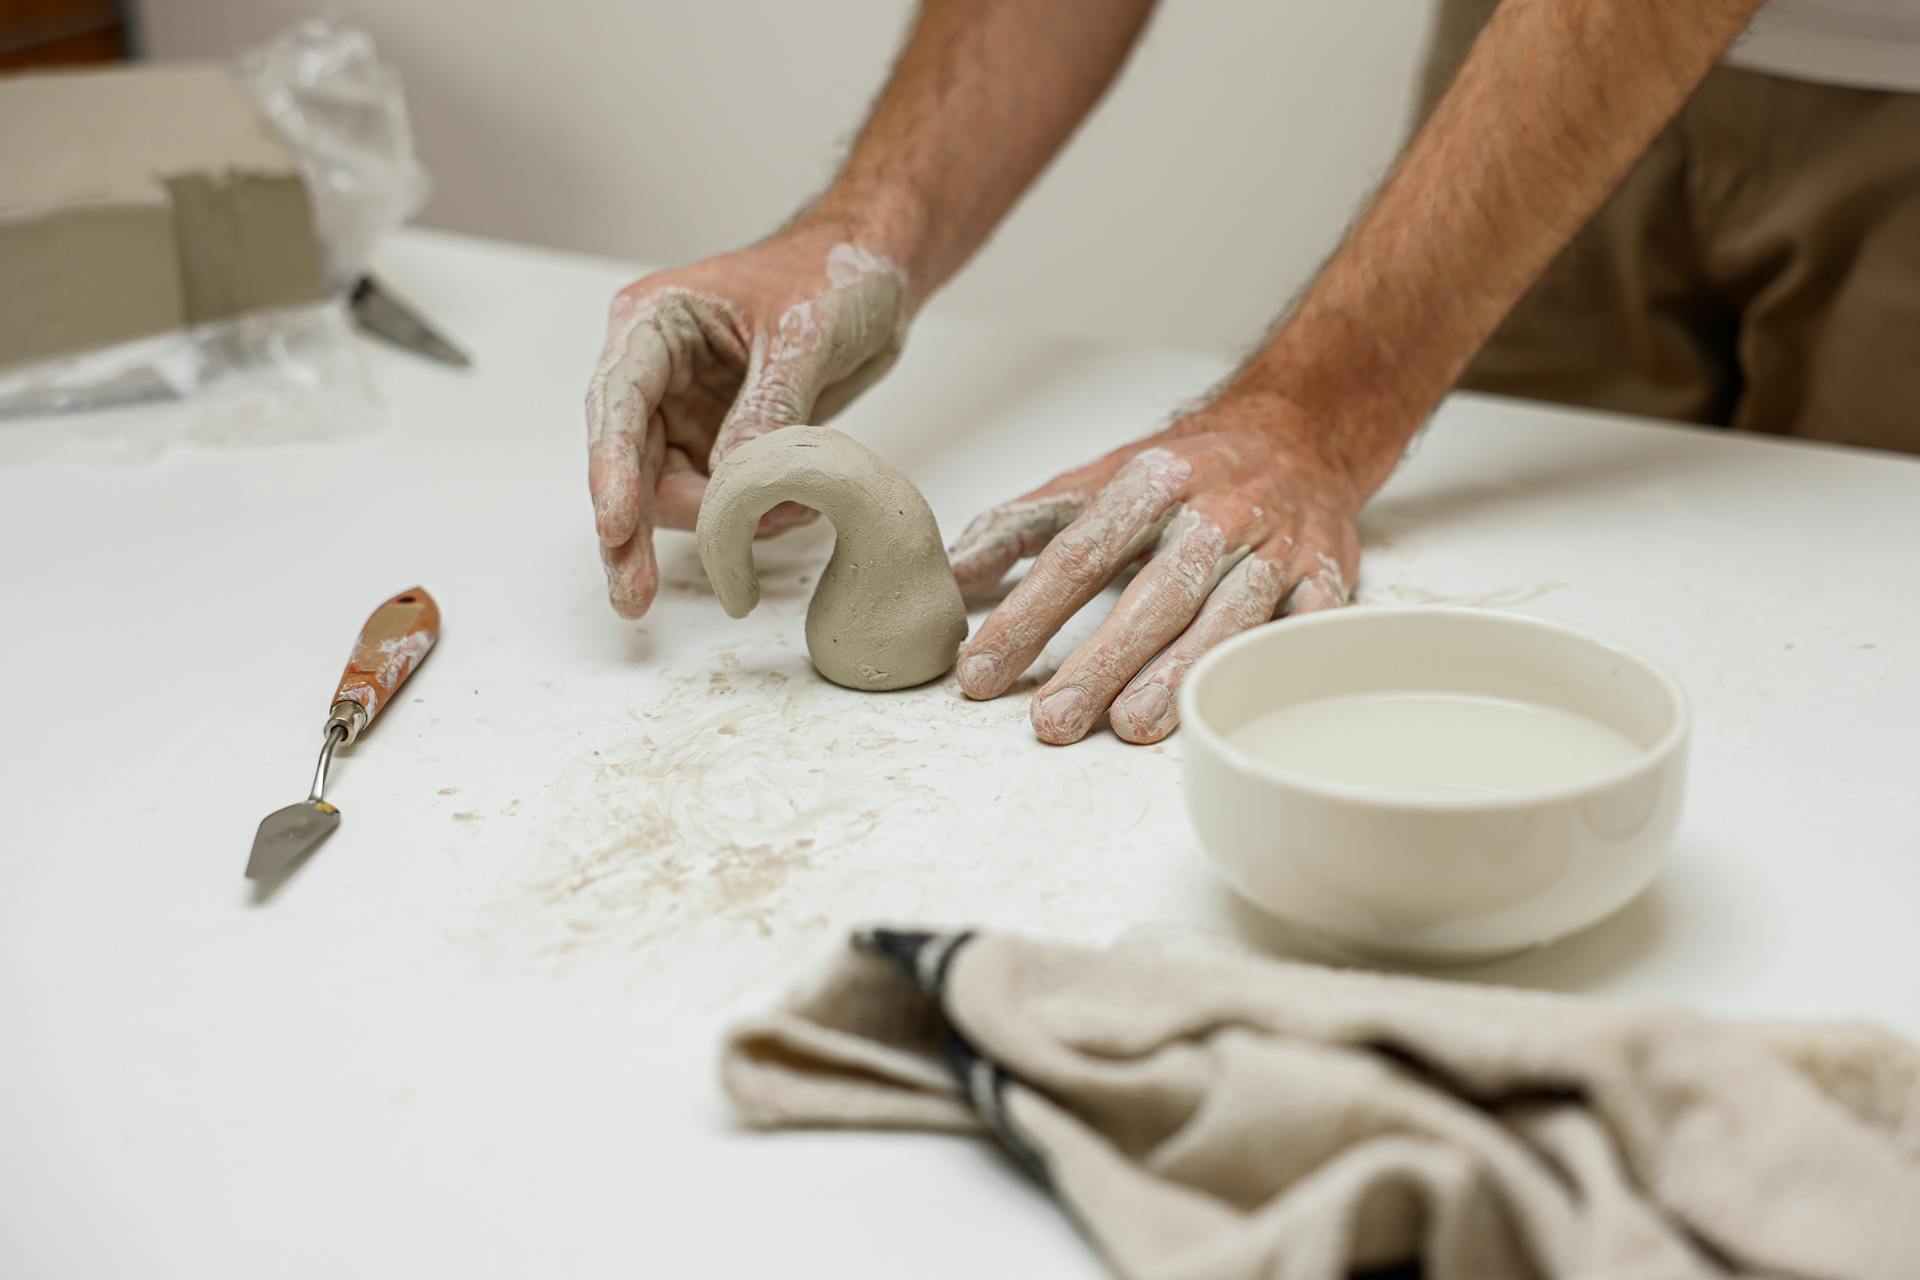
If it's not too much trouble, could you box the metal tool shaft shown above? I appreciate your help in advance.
[308,724,347,804]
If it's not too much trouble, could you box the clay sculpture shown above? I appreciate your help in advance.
[696,426,969,691]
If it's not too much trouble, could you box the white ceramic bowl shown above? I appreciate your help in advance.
[1179,606,1689,962]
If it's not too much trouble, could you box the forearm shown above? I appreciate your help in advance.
[1236,0,1764,502]
[807,0,1159,309]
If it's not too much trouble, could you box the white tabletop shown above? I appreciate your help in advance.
[4,228,1917,1278]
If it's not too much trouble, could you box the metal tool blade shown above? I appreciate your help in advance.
[246,590,439,887]
[245,800,341,882]
[349,274,472,367]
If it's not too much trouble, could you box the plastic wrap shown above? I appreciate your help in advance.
[242,17,431,289]
[0,302,375,463]
[0,18,427,457]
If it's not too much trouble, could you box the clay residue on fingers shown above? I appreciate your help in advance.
[947,493,1085,602]
[1153,508,1245,609]
[586,288,743,452]
[1110,554,1290,744]
[585,247,905,625]
[1288,550,1352,614]
[1027,508,1244,745]
[710,245,907,463]
[824,242,905,301]
[586,288,746,548]
[956,448,1190,701]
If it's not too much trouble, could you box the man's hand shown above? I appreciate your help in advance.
[585,0,1160,622]
[586,220,907,619]
[949,393,1360,745]
[952,0,1766,746]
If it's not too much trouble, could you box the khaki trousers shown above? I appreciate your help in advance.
[1422,0,1920,454]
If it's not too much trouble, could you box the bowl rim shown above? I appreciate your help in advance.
[1177,604,1691,812]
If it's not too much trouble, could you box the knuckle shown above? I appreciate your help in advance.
[1166,555,1214,602]
[1152,513,1225,598]
[1109,447,1191,507]
[1115,447,1169,484]
[732,371,810,429]
[1241,555,1289,602]
[1048,533,1108,592]
[1179,538,1227,590]
[615,271,678,307]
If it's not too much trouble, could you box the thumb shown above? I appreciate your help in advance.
[710,268,905,467]
[709,330,828,468]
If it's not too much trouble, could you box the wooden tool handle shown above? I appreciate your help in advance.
[330,586,440,737]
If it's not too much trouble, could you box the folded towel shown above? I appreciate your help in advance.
[722,928,1920,1280]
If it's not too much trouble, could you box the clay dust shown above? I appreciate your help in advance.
[468,533,1167,1009]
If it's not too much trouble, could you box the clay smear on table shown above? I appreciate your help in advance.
[483,643,1027,969]
[475,636,1161,1009]
[1374,580,1567,608]
[471,513,1193,1007]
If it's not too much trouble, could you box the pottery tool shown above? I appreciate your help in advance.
[246,587,441,882]
[349,275,471,367]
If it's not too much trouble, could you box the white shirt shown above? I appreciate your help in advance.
[1724,0,1920,91]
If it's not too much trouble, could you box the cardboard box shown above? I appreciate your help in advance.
[0,63,330,369]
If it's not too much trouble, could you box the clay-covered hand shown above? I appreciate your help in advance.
[585,220,909,619]
[949,393,1362,745]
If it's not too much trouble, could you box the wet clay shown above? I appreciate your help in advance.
[697,426,968,691]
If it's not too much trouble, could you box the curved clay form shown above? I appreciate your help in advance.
[696,426,969,691]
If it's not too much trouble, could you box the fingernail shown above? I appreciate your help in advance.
[957,653,1002,697]
[1112,685,1173,742]
[1032,687,1094,743]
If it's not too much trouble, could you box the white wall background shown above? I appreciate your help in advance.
[137,2,1436,350]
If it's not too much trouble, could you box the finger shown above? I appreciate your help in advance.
[955,447,1191,701]
[585,298,675,549]
[659,374,739,457]
[711,270,903,464]
[811,346,900,424]
[948,439,1184,602]
[659,430,817,542]
[709,340,813,466]
[709,305,839,465]
[654,445,707,530]
[755,502,818,537]
[1108,550,1292,744]
[1283,546,1355,616]
[599,426,667,619]
[947,493,1086,603]
[1030,506,1243,745]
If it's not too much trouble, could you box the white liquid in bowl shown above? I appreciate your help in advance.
[1227,691,1644,797]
